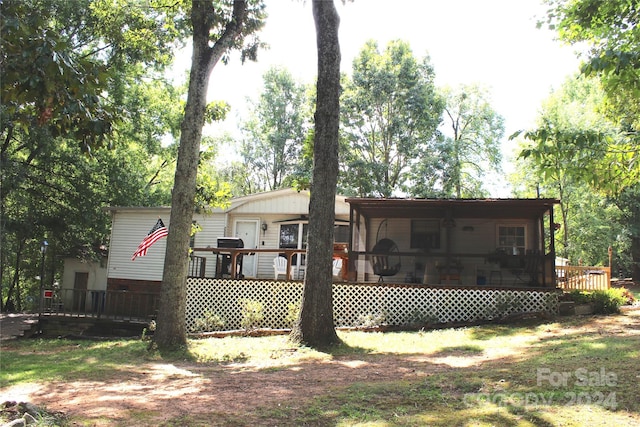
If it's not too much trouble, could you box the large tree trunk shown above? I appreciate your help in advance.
[154,0,250,349]
[154,59,211,348]
[290,0,341,347]
[631,235,640,281]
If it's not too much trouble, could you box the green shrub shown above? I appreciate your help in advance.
[192,310,226,332]
[567,290,592,304]
[285,301,300,328]
[591,288,627,314]
[356,312,387,328]
[565,289,627,314]
[239,299,264,331]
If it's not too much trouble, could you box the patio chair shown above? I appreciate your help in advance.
[372,238,401,282]
[510,249,540,286]
[273,256,296,280]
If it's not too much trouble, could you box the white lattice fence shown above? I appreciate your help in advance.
[186,278,303,331]
[332,285,559,326]
[186,278,560,332]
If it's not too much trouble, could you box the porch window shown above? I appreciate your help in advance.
[411,220,440,250]
[334,224,349,244]
[497,225,526,255]
[279,224,300,250]
[280,223,348,247]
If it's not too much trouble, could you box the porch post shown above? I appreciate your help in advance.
[537,213,545,287]
[549,206,556,287]
[444,208,454,273]
[285,250,294,281]
[348,205,357,281]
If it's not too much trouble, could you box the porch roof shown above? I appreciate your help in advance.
[345,198,560,220]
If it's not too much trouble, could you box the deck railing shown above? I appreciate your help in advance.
[188,255,207,278]
[40,288,159,322]
[556,266,610,291]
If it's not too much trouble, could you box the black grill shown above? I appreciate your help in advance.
[215,237,244,278]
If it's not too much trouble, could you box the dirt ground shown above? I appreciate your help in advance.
[2,304,640,426]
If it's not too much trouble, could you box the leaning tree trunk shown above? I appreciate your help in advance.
[290,0,341,347]
[154,0,250,349]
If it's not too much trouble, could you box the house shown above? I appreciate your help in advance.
[52,192,565,331]
[69,192,560,296]
[102,188,351,294]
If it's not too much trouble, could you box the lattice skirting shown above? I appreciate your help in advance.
[186,278,560,332]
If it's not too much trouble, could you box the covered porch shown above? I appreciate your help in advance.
[345,198,561,288]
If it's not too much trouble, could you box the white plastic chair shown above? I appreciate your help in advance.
[273,256,295,280]
[332,258,343,278]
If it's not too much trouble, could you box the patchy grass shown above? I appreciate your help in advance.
[187,334,328,365]
[1,311,639,426]
[0,339,152,387]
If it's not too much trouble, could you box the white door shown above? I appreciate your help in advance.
[235,220,258,278]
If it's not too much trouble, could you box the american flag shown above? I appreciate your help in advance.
[131,218,169,261]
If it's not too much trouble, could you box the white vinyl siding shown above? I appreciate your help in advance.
[107,209,227,281]
[105,190,351,281]
[107,209,170,281]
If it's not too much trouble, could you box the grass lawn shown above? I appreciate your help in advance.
[1,309,639,426]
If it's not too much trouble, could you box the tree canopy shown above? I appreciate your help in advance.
[0,0,187,311]
[512,74,638,277]
[541,0,640,189]
[240,66,311,191]
[409,84,504,198]
[340,39,443,197]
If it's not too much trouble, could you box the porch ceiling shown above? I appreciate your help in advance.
[345,198,560,220]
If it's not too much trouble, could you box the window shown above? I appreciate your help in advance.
[411,220,440,249]
[497,225,526,255]
[334,224,349,244]
[280,223,348,247]
[279,224,300,249]
[279,223,308,266]
[280,222,347,267]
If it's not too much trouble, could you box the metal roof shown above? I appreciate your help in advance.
[345,198,560,220]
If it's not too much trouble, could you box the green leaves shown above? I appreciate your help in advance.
[430,84,504,198]
[204,100,231,123]
[0,0,193,310]
[544,0,640,166]
[340,39,443,197]
[0,0,187,152]
[240,66,310,191]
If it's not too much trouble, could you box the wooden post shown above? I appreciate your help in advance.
[607,246,613,288]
